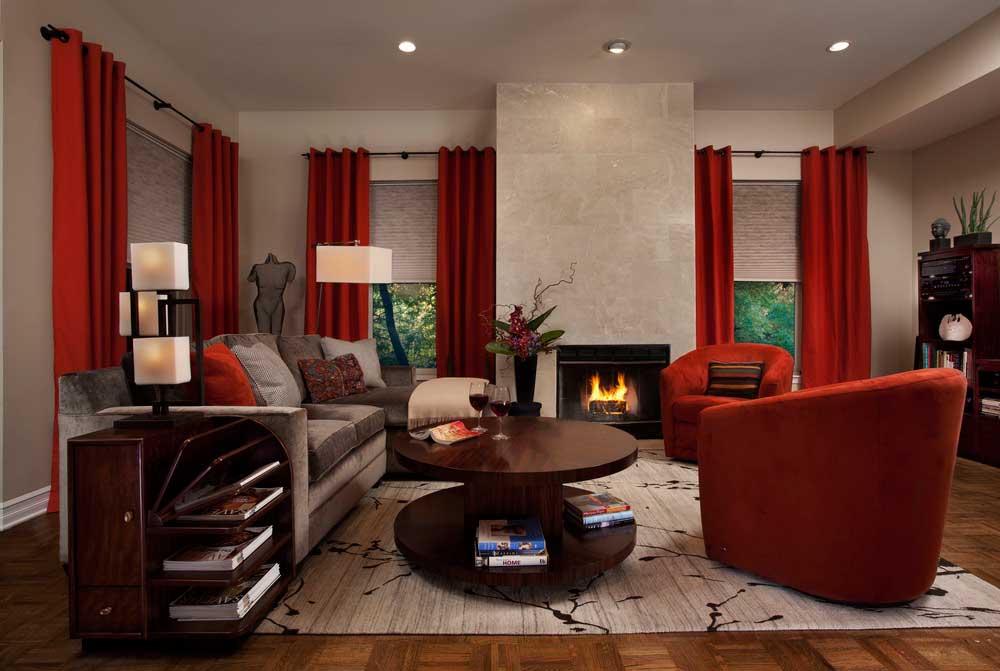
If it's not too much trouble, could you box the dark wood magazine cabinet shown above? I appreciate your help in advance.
[67,416,295,640]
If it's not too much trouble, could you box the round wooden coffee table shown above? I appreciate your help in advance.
[392,417,638,586]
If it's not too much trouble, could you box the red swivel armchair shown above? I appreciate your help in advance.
[660,343,793,461]
[698,368,967,604]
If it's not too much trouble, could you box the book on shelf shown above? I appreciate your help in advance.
[476,518,546,553]
[565,508,634,525]
[175,461,282,514]
[408,420,481,445]
[564,492,631,518]
[566,515,635,531]
[920,342,973,381]
[162,526,273,572]
[168,563,281,621]
[982,398,1000,416]
[475,549,549,567]
[177,487,283,523]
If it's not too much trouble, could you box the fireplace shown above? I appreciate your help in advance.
[556,344,670,438]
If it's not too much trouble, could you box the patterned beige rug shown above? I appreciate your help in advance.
[258,444,1000,635]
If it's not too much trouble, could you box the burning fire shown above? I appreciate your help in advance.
[588,372,629,415]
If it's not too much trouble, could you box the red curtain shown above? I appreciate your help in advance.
[800,146,871,387]
[48,30,128,511]
[306,148,370,338]
[437,146,496,378]
[694,146,734,347]
[192,124,240,338]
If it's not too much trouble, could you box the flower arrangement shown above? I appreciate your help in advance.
[485,263,575,360]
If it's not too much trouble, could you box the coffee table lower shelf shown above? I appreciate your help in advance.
[394,485,635,587]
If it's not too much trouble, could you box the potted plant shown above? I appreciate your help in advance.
[953,189,997,247]
[485,264,575,404]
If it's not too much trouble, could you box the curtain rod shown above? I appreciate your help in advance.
[724,148,876,158]
[300,150,439,159]
[40,24,203,130]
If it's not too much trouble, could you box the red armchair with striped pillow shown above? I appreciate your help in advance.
[659,343,793,461]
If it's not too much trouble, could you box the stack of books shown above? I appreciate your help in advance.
[475,518,548,567]
[921,343,973,381]
[565,492,634,531]
[162,526,273,572]
[168,563,281,621]
[982,397,1000,418]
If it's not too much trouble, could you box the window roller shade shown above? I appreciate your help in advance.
[733,182,801,282]
[371,182,437,283]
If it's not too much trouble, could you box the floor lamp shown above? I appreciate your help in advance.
[315,241,393,334]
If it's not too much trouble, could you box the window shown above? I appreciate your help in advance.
[370,181,437,370]
[732,181,801,365]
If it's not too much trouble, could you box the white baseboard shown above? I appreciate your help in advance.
[0,486,50,531]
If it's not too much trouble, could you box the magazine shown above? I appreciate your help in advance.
[175,461,282,514]
[162,526,273,572]
[177,487,283,523]
[408,421,481,445]
[169,563,281,621]
[564,492,631,517]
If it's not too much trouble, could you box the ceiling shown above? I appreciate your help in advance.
[109,0,1000,111]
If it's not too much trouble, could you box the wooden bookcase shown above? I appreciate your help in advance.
[67,416,295,641]
[917,244,1000,467]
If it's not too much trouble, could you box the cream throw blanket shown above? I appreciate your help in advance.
[407,376,489,430]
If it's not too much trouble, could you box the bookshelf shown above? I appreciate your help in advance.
[67,416,295,641]
[917,244,1000,467]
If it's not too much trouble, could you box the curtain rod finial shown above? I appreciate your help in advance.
[40,24,70,43]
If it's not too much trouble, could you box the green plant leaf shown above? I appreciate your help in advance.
[539,329,565,344]
[491,319,511,333]
[486,341,516,356]
[526,305,557,331]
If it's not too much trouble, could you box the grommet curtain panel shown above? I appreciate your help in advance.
[48,29,128,511]
[436,146,496,379]
[192,124,240,338]
[305,148,371,339]
[800,146,871,387]
[694,146,735,347]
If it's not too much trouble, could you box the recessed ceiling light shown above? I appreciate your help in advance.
[603,39,631,55]
[398,40,416,53]
[827,41,850,53]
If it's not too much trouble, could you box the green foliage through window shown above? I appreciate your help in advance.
[734,281,796,360]
[372,283,436,368]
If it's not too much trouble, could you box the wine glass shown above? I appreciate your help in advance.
[468,381,489,433]
[488,384,511,441]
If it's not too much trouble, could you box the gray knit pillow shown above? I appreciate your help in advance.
[231,343,303,407]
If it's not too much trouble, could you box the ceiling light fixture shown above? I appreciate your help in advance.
[603,39,631,55]
[827,41,850,53]
[398,40,416,53]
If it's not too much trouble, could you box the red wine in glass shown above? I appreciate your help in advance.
[469,394,489,411]
[488,385,511,440]
[469,382,489,433]
[489,400,511,417]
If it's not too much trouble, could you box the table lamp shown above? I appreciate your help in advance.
[314,241,392,326]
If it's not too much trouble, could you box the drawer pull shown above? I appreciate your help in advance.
[123,510,133,523]
[99,606,113,616]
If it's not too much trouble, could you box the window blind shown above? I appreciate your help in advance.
[733,181,801,282]
[370,181,437,283]
[126,123,192,248]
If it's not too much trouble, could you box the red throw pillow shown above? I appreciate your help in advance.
[202,343,257,406]
[298,354,366,402]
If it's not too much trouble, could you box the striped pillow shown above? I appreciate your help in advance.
[231,343,303,408]
[705,361,765,399]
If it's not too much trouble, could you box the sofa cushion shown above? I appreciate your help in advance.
[298,358,352,402]
[302,403,385,444]
[321,337,386,388]
[203,343,257,406]
[705,361,765,399]
[673,395,740,424]
[232,342,303,407]
[307,419,358,482]
[206,333,280,356]
[321,385,414,427]
[278,335,324,400]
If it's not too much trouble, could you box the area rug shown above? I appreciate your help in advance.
[258,445,1000,635]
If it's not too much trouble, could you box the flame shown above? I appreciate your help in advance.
[588,372,628,408]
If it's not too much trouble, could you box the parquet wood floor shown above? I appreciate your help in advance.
[2,457,998,670]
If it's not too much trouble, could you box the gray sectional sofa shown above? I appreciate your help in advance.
[58,333,416,566]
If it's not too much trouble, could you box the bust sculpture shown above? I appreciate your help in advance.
[248,253,296,335]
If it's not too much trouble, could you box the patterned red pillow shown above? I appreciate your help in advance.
[297,354,366,402]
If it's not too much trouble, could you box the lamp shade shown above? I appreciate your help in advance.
[133,337,192,385]
[131,242,190,290]
[316,245,392,284]
[118,292,165,337]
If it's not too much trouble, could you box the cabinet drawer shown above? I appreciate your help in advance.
[75,587,143,636]
[72,444,143,585]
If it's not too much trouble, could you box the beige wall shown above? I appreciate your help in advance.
[0,0,237,501]
[693,109,914,377]
[912,114,1000,328]
[237,110,496,336]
